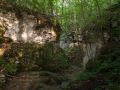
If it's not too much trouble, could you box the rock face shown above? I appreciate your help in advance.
[0,5,60,44]
[60,31,102,68]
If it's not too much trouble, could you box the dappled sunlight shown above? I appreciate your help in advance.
[0,48,5,56]
[0,12,58,44]
[0,0,119,90]
[11,34,17,41]
[21,32,28,42]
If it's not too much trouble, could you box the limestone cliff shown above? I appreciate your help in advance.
[0,0,60,44]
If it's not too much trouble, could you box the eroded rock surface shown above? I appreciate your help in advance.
[0,10,59,44]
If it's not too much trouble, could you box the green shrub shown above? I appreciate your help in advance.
[74,3,120,89]
[76,42,120,89]
[5,63,18,75]
[4,43,41,71]
[36,43,69,71]
[4,43,69,72]
[0,57,5,65]
[76,71,96,81]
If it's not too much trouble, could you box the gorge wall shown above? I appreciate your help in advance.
[0,1,60,44]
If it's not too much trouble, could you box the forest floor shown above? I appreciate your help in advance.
[3,65,82,90]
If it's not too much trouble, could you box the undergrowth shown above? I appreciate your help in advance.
[76,42,120,90]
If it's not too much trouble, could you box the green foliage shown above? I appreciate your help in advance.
[0,57,18,76]
[0,57,5,65]
[109,6,120,38]
[36,43,69,71]
[4,43,68,72]
[5,0,119,35]
[5,62,18,75]
[4,43,42,71]
[76,42,120,90]
[112,28,120,37]
[76,71,96,81]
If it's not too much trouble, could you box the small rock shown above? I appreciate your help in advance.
[61,81,69,89]
[0,74,5,82]
[39,76,50,83]
[0,74,6,89]
[48,78,57,85]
